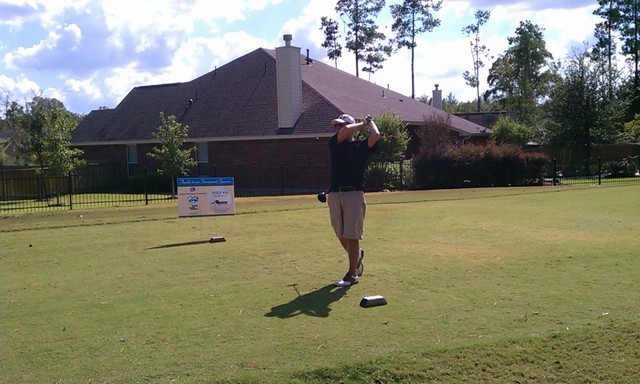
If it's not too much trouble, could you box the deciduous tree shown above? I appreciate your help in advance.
[491,115,532,146]
[623,113,640,141]
[486,21,556,127]
[147,113,196,197]
[543,47,626,170]
[5,95,84,176]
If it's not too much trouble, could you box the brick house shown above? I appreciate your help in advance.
[72,35,489,192]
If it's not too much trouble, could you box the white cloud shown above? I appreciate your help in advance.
[0,0,42,28]
[278,0,336,54]
[0,0,607,113]
[0,73,65,108]
[205,0,286,22]
[41,86,65,103]
[102,67,153,103]
[0,73,40,98]
[63,77,102,100]
[451,0,594,11]
[166,31,272,84]
[4,20,98,72]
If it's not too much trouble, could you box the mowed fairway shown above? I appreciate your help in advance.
[2,185,640,383]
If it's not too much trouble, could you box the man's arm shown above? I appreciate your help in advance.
[336,122,366,143]
[366,118,381,149]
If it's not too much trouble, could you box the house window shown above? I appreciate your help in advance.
[127,144,139,175]
[196,142,209,176]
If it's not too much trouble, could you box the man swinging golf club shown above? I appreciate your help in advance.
[328,113,380,287]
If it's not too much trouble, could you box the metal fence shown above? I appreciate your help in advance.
[546,157,640,186]
[2,157,637,214]
[0,165,172,213]
[0,161,414,213]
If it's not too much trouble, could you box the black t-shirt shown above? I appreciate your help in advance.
[329,134,377,190]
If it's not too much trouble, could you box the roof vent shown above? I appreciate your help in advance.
[283,34,292,47]
[306,49,314,65]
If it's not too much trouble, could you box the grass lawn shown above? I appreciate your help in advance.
[2,185,639,383]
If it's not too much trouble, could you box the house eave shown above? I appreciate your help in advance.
[71,133,334,146]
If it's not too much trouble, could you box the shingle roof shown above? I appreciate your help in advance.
[291,52,489,136]
[73,47,488,144]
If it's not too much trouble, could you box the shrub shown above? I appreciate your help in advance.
[604,159,637,178]
[491,116,533,146]
[128,172,173,194]
[413,142,550,189]
[623,114,640,142]
[358,112,410,162]
[366,160,413,190]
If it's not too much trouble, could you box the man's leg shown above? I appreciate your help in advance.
[339,237,348,251]
[331,192,365,286]
[340,237,363,275]
[340,237,360,276]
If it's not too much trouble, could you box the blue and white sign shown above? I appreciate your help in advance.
[177,177,235,217]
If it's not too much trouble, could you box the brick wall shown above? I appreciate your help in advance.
[75,137,333,192]
[79,144,127,165]
[207,137,330,167]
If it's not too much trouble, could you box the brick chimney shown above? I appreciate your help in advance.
[276,34,302,129]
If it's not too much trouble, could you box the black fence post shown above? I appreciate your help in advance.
[144,168,149,205]
[1,170,6,200]
[68,171,73,210]
[280,163,285,196]
[553,158,558,186]
[598,157,602,186]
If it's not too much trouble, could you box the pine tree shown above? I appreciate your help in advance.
[328,0,390,78]
[320,16,342,68]
[462,9,491,111]
[390,0,442,99]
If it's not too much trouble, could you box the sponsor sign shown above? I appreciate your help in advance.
[177,177,235,217]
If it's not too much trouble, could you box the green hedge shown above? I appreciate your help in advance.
[366,161,414,190]
[413,142,550,189]
[603,159,637,178]
[128,172,173,194]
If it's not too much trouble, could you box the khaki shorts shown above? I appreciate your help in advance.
[328,191,366,240]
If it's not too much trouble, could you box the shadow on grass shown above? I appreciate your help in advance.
[265,284,350,319]
[147,238,225,249]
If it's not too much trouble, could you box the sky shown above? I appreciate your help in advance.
[0,0,603,115]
